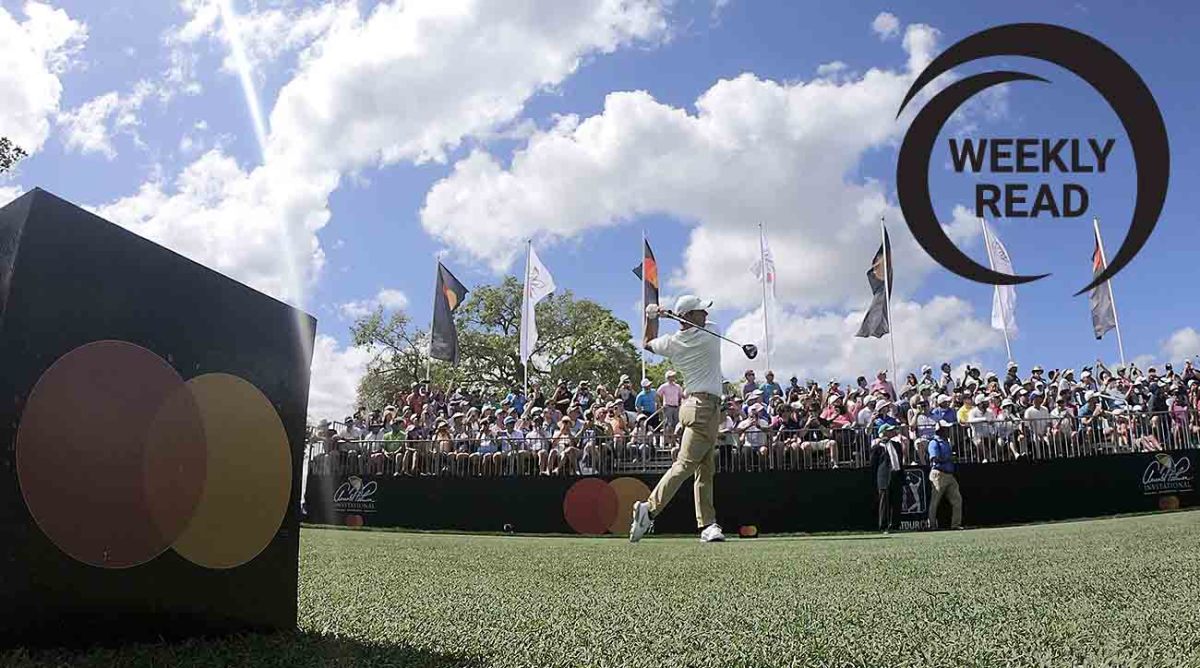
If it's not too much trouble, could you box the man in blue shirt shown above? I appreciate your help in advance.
[930,394,958,425]
[927,420,963,530]
[635,378,658,427]
[760,371,782,402]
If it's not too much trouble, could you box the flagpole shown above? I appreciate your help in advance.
[759,223,771,373]
[1094,218,1127,367]
[640,229,647,382]
[523,239,531,399]
[980,219,1014,363]
[881,216,899,390]
[427,253,440,382]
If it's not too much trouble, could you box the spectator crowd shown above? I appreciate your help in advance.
[308,358,1200,478]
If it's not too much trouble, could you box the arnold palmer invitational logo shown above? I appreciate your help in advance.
[896,23,1169,295]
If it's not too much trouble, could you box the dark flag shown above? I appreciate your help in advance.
[430,262,469,364]
[1089,229,1117,339]
[856,228,893,338]
[632,239,659,329]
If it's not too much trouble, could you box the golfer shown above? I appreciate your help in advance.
[630,295,725,543]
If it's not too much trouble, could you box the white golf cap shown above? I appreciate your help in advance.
[674,294,713,314]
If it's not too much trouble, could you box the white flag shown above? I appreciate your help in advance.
[984,222,1018,337]
[750,229,777,355]
[520,245,556,364]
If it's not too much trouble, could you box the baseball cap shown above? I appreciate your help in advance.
[936,394,951,403]
[878,423,898,436]
[974,393,987,404]
[921,364,932,373]
[673,294,713,314]
[641,378,651,387]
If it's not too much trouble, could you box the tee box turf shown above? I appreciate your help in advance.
[0,189,315,647]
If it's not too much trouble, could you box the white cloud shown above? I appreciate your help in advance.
[93,149,334,303]
[1163,328,1200,363]
[338,288,409,320]
[57,81,156,159]
[170,0,344,77]
[307,334,375,421]
[0,185,26,206]
[872,12,900,40]
[721,296,1003,381]
[420,19,959,313]
[98,0,672,307]
[0,2,87,155]
[816,60,847,77]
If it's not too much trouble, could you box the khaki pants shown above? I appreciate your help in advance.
[928,469,962,529]
[647,393,720,528]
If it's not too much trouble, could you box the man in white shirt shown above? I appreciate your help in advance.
[630,295,725,544]
[1023,391,1051,458]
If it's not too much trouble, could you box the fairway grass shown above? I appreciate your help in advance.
[6,511,1200,667]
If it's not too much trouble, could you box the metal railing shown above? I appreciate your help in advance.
[305,409,1200,479]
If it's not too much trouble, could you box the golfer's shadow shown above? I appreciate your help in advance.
[4,629,485,667]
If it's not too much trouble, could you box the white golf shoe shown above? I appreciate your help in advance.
[700,523,725,543]
[629,501,654,543]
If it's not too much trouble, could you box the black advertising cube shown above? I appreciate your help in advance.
[0,189,315,646]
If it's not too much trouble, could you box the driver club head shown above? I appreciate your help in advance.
[742,344,759,360]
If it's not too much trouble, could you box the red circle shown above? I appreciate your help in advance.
[563,478,618,535]
[15,341,207,568]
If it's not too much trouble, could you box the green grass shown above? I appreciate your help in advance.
[7,511,1200,667]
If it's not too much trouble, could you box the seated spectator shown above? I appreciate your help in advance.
[549,417,579,475]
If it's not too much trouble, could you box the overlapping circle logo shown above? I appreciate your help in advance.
[15,340,292,569]
[896,23,1169,294]
[562,476,651,535]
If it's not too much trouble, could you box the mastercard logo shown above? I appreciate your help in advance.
[562,476,651,535]
[15,340,292,570]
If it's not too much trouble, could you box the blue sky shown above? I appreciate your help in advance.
[3,0,1197,418]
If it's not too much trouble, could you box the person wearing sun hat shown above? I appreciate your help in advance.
[870,423,904,533]
[631,294,726,544]
[927,420,963,529]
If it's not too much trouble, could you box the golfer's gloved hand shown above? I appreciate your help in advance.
[645,303,661,319]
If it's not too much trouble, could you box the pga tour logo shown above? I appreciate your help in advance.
[334,476,378,513]
[1142,454,1193,496]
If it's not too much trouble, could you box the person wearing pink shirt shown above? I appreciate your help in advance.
[657,371,685,450]
[869,370,896,401]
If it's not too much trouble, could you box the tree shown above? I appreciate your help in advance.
[455,277,641,392]
[348,309,459,410]
[0,138,27,174]
[349,277,642,409]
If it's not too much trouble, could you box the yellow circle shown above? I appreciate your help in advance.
[606,477,651,535]
[171,374,292,569]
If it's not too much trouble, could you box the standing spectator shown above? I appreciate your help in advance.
[871,424,904,533]
[638,376,657,419]
[927,420,963,530]
[761,371,782,402]
[617,375,637,416]
[1003,362,1021,394]
[658,370,684,450]
[939,362,956,395]
[742,370,760,398]
[870,370,896,400]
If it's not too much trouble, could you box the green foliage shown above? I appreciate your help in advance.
[351,276,641,408]
[0,137,26,174]
[8,512,1200,667]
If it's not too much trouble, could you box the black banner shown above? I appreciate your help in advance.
[305,451,1197,535]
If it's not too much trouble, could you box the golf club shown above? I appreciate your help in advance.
[649,305,759,359]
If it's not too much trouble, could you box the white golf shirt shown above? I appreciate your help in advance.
[648,326,723,397]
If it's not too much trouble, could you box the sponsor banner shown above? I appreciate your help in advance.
[1141,453,1193,496]
[333,476,378,514]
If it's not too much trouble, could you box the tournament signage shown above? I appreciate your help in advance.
[896,23,1169,295]
[1141,453,1193,496]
